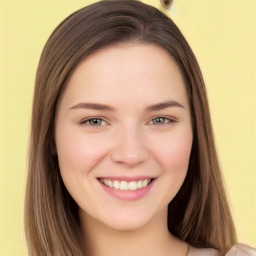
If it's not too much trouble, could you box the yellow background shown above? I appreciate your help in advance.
[0,0,255,255]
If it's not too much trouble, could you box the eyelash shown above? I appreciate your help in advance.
[80,116,176,127]
[80,118,108,127]
[148,117,176,125]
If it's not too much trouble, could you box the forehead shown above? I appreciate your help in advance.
[58,43,189,110]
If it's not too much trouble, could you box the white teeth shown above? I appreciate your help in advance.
[142,179,148,188]
[137,180,143,189]
[120,181,128,190]
[113,180,119,189]
[128,181,138,191]
[108,180,113,188]
[100,178,152,191]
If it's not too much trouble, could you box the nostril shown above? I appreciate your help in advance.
[110,148,149,166]
[110,129,149,165]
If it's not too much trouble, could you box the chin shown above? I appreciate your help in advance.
[103,217,151,232]
[98,206,164,232]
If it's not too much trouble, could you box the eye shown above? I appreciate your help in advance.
[81,118,108,126]
[149,117,175,125]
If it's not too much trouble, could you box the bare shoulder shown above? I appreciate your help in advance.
[188,244,256,256]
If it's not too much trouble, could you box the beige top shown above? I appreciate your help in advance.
[188,244,256,256]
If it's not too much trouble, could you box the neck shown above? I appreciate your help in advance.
[79,208,188,256]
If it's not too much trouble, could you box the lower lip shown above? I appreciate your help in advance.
[98,179,155,201]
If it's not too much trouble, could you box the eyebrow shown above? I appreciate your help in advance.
[146,100,185,111]
[69,102,114,111]
[69,100,184,112]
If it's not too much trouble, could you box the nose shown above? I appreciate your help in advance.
[110,125,149,167]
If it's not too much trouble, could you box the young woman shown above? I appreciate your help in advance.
[24,1,256,255]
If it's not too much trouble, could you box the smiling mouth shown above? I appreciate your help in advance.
[99,178,154,191]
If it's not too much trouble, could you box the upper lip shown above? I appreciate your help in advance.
[98,176,155,182]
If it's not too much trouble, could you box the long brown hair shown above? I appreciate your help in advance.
[25,0,237,255]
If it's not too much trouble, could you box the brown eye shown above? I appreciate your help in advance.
[160,0,173,10]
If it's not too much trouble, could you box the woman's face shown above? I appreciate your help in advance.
[55,43,193,231]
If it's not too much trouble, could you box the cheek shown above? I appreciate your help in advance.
[55,126,110,175]
[55,126,112,215]
[144,127,193,209]
[159,128,193,203]
[151,128,193,171]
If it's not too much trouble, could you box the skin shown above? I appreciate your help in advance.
[55,43,193,256]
